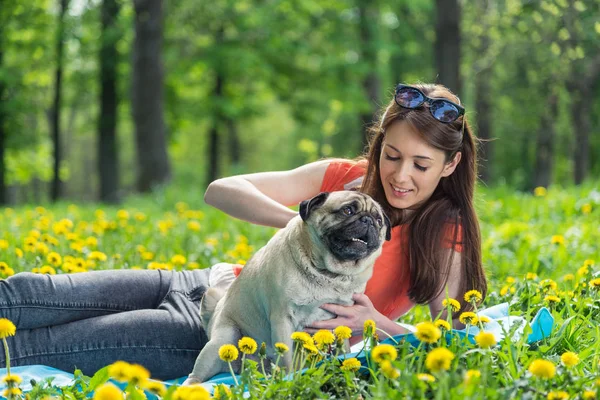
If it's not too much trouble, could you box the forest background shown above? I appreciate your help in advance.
[0,0,599,205]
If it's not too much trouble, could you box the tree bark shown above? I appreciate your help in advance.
[0,14,6,206]
[206,70,223,186]
[533,92,558,189]
[50,0,69,202]
[474,36,492,184]
[132,0,171,192]
[358,0,381,151]
[98,0,121,203]
[435,0,461,96]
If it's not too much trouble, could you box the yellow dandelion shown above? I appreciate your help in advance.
[0,318,16,339]
[475,331,496,348]
[86,237,98,248]
[171,255,187,266]
[172,385,211,400]
[582,203,592,214]
[380,360,400,379]
[143,380,166,397]
[563,274,575,281]
[544,295,561,304]
[506,276,515,283]
[578,266,590,276]
[108,361,131,382]
[364,319,376,336]
[340,358,361,372]
[93,383,123,400]
[415,322,442,344]
[547,391,569,400]
[47,252,62,266]
[274,342,289,354]
[560,351,579,367]
[127,364,150,384]
[1,374,22,384]
[442,298,461,312]
[213,384,232,399]
[528,359,556,379]
[0,262,9,271]
[313,330,336,347]
[417,373,435,383]
[534,186,547,197]
[39,265,56,275]
[464,290,483,304]
[459,312,477,325]
[551,235,565,246]
[583,391,596,400]
[473,315,491,325]
[434,320,451,331]
[3,388,23,397]
[334,325,352,341]
[526,272,538,280]
[116,210,130,220]
[238,337,257,355]
[464,369,481,384]
[88,251,108,261]
[0,239,8,249]
[500,285,510,296]
[187,221,201,232]
[584,259,595,267]
[303,343,319,355]
[219,344,239,362]
[540,279,558,291]
[15,248,23,258]
[290,331,314,345]
[589,278,600,289]
[371,344,398,364]
[425,347,455,372]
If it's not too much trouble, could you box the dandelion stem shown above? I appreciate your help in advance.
[227,361,239,386]
[2,338,10,376]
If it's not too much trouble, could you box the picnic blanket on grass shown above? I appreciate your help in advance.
[0,303,554,397]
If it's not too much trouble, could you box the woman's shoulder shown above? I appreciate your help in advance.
[320,158,368,192]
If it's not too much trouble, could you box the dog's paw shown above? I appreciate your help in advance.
[181,376,203,386]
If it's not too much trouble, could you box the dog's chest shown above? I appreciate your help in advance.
[287,292,353,330]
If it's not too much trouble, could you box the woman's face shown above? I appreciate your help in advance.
[379,120,461,211]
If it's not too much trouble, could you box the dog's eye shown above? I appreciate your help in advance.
[342,206,354,216]
[376,216,383,226]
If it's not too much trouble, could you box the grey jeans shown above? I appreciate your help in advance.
[0,268,213,380]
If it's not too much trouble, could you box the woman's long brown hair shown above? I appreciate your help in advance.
[359,83,487,313]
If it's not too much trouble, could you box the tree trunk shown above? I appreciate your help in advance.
[0,20,6,206]
[358,0,381,151]
[533,93,558,189]
[571,85,591,185]
[50,0,69,202]
[474,35,492,184]
[227,118,240,166]
[132,0,171,192]
[98,0,121,203]
[435,0,461,96]
[206,71,223,186]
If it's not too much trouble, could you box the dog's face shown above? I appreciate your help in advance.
[299,191,391,274]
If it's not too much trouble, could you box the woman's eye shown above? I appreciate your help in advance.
[414,163,427,172]
[342,207,354,216]
[384,154,400,161]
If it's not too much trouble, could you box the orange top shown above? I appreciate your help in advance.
[319,160,463,320]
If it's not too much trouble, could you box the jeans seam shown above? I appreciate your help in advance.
[0,302,137,312]
[11,346,200,361]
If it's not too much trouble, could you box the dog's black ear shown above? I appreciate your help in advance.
[383,213,392,241]
[299,192,329,222]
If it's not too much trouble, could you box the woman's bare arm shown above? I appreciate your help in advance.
[204,160,332,228]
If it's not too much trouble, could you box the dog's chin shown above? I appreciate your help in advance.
[325,228,382,263]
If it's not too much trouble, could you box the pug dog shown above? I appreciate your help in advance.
[184,191,391,384]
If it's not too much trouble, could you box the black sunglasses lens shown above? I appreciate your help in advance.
[430,100,460,123]
[396,87,424,108]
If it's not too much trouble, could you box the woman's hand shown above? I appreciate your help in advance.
[304,293,384,336]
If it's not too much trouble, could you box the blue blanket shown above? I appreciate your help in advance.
[0,304,554,395]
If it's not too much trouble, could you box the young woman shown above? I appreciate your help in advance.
[0,83,486,380]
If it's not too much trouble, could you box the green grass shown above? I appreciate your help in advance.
[1,183,599,399]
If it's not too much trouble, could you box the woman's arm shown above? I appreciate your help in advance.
[428,250,466,329]
[204,160,332,228]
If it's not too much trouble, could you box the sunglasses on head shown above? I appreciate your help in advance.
[394,84,465,123]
